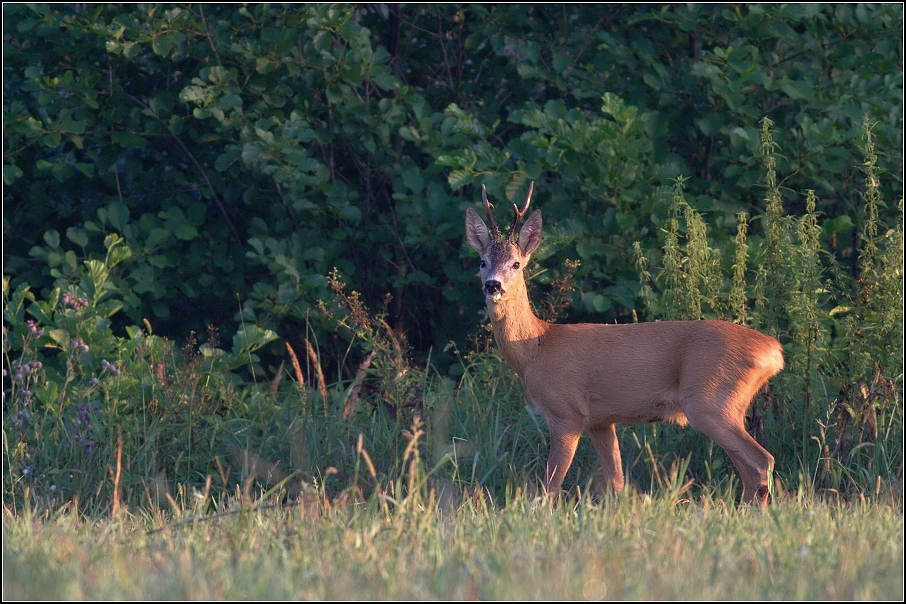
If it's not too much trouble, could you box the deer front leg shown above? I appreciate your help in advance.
[589,423,624,496]
[543,427,581,498]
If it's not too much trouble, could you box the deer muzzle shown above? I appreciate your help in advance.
[483,279,504,302]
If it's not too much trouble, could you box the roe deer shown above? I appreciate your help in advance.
[464,183,784,505]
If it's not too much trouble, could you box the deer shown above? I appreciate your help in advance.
[464,182,784,506]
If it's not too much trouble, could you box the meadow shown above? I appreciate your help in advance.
[3,5,903,600]
[3,484,903,600]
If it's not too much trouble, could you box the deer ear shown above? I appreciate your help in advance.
[465,207,491,253]
[518,209,542,256]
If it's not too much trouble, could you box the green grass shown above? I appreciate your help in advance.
[3,487,902,600]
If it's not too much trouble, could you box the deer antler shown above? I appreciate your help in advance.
[482,185,502,240]
[507,181,534,242]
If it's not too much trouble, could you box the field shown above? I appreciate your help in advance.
[3,486,902,600]
[3,6,903,599]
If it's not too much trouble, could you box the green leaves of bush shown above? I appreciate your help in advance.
[4,3,901,369]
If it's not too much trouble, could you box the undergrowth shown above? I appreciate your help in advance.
[2,118,902,519]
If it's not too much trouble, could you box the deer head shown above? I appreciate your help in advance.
[465,183,542,303]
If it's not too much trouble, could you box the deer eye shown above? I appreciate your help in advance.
[479,260,486,269]
[512,261,520,270]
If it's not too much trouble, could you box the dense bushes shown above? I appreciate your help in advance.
[2,4,902,512]
[5,4,901,359]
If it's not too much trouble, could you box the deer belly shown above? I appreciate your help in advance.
[587,392,688,427]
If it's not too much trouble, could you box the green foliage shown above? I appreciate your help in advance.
[2,246,279,508]
[1,4,903,516]
[4,4,901,369]
[636,118,903,498]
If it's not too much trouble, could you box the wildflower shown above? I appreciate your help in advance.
[22,466,32,475]
[26,320,44,338]
[101,360,121,376]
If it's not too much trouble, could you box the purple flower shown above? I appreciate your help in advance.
[26,320,43,337]
[101,360,120,375]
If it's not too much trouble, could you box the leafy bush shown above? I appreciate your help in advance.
[4,4,901,372]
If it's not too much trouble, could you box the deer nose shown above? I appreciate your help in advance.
[484,280,502,295]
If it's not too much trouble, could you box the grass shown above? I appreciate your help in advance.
[3,485,903,600]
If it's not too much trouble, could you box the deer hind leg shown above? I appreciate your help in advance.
[685,410,774,506]
[588,423,624,496]
[544,427,581,498]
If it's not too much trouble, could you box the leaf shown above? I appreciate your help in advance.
[447,169,471,190]
[66,227,89,248]
[778,78,814,101]
[107,201,129,231]
[505,174,528,204]
[111,131,146,148]
[232,325,279,357]
[47,329,70,349]
[215,148,242,171]
[43,230,61,249]
[84,259,109,298]
[173,223,198,240]
[94,299,123,319]
[145,228,171,248]
[3,164,23,185]
[152,32,176,57]
[58,120,86,134]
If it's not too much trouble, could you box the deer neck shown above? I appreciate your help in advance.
[486,278,548,377]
